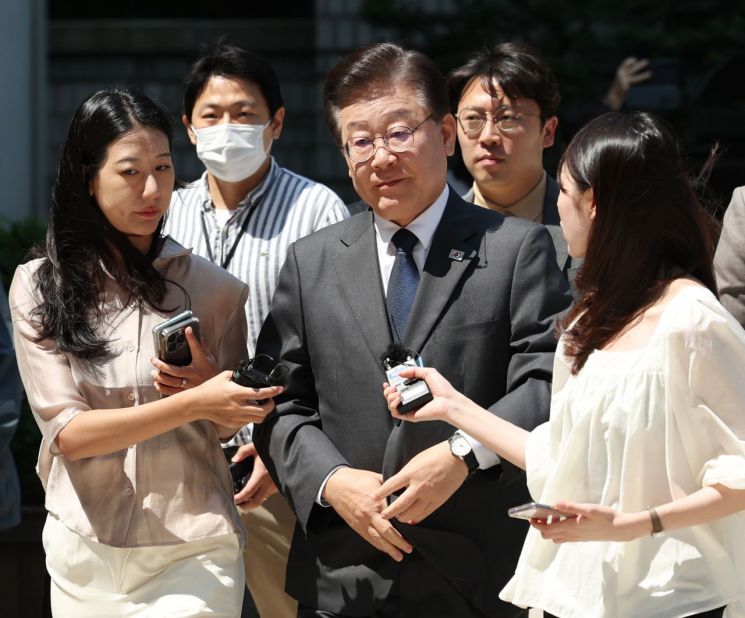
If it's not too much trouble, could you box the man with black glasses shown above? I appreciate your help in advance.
[163,43,348,618]
[449,42,575,282]
[253,42,571,617]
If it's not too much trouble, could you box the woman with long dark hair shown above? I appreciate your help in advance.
[9,89,281,616]
[381,112,745,617]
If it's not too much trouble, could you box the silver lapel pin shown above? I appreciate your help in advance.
[448,249,465,261]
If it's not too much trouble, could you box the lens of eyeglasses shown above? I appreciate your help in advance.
[497,116,521,131]
[458,111,524,133]
[385,128,414,151]
[345,126,415,162]
[458,112,487,133]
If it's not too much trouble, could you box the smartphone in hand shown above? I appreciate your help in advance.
[152,310,201,366]
[508,502,576,520]
[229,457,255,494]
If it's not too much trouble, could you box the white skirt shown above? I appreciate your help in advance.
[43,513,244,617]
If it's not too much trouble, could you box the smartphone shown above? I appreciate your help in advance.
[152,310,201,366]
[229,457,255,494]
[507,502,576,520]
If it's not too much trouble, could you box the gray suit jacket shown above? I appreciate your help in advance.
[715,186,745,327]
[463,176,580,292]
[254,190,572,617]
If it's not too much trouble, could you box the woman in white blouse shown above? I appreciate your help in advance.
[381,112,745,618]
[10,89,282,616]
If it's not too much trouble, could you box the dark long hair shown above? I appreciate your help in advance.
[560,112,718,373]
[33,88,174,359]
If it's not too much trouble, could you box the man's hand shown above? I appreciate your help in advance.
[375,441,467,525]
[603,56,653,111]
[233,443,279,509]
[151,327,219,396]
[323,467,413,562]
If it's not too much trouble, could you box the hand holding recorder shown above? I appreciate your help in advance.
[383,365,463,423]
[150,312,285,430]
[381,344,432,414]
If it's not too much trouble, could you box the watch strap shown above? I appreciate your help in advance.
[461,448,479,477]
[449,434,479,477]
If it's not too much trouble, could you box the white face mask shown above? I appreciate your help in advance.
[192,121,272,182]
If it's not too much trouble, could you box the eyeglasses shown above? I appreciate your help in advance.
[455,109,540,135]
[342,115,432,163]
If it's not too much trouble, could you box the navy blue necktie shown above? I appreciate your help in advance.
[386,228,420,342]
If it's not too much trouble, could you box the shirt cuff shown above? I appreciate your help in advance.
[456,430,500,469]
[316,465,348,506]
[222,423,253,449]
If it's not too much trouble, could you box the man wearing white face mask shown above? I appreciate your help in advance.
[163,42,348,618]
[192,118,273,183]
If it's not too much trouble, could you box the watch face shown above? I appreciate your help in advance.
[450,435,471,457]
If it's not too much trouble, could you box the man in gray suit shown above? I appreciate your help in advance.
[449,42,575,282]
[714,186,745,327]
[254,43,572,617]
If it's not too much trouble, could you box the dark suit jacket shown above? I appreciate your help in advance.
[254,190,573,617]
[463,176,580,294]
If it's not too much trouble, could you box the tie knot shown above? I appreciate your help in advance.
[392,228,418,254]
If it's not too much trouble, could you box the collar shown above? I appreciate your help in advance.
[99,236,191,286]
[197,157,280,213]
[373,184,450,250]
[152,236,193,267]
[471,171,546,223]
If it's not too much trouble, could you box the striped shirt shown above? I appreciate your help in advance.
[164,158,349,356]
[165,159,348,446]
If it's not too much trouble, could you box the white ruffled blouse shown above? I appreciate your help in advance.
[500,286,745,618]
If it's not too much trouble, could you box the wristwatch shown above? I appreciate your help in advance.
[448,433,479,478]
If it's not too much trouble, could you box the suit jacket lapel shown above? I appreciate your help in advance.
[542,176,569,272]
[403,191,483,354]
[334,212,392,363]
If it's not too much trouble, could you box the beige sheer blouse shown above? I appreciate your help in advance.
[10,238,249,547]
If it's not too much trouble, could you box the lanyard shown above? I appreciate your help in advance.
[200,194,264,270]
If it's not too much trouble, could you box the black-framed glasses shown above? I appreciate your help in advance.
[455,109,540,135]
[342,115,432,163]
